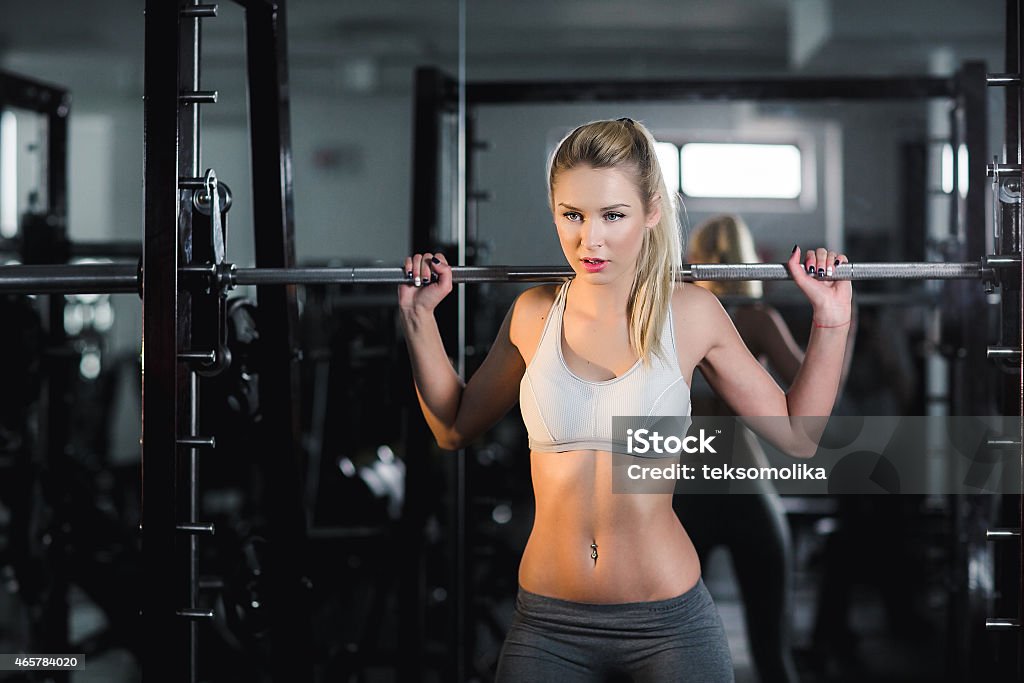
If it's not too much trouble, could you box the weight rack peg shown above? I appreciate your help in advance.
[177,436,216,448]
[176,609,214,620]
[180,262,236,292]
[179,91,218,104]
[179,176,210,189]
[986,346,1022,361]
[986,437,1022,448]
[178,351,216,364]
[180,4,217,18]
[987,163,1023,177]
[986,73,1022,85]
[981,254,1023,269]
[985,618,1020,630]
[986,528,1022,539]
[176,523,215,535]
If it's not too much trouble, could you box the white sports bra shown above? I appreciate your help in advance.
[518,279,691,453]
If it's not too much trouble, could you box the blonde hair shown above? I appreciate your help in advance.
[547,118,683,368]
[687,214,764,298]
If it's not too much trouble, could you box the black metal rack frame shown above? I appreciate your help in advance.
[141,1,311,681]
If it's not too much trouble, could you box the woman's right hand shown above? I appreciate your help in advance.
[397,252,453,313]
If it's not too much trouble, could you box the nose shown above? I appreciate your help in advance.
[580,218,604,248]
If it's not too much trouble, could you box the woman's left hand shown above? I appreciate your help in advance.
[786,246,853,326]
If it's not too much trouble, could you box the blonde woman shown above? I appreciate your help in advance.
[677,214,808,683]
[398,119,852,681]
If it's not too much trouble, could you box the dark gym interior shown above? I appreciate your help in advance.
[0,1,1020,681]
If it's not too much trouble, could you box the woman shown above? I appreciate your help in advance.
[398,118,852,682]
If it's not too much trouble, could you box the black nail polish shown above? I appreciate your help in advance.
[817,268,824,277]
[407,270,413,278]
[834,259,840,267]
[431,256,440,264]
[807,265,815,275]
[791,244,798,254]
[430,273,438,283]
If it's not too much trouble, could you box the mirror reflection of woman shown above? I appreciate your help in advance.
[398,118,853,681]
[676,214,854,683]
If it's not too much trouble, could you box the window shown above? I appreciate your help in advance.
[679,143,802,199]
[654,141,679,197]
[0,111,16,238]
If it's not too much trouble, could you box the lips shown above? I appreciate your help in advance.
[581,258,609,272]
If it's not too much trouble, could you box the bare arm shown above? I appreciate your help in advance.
[694,247,853,457]
[737,301,857,395]
[398,252,526,450]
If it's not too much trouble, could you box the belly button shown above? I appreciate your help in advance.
[590,541,598,562]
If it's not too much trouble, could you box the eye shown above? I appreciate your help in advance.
[562,211,582,221]
[605,212,624,221]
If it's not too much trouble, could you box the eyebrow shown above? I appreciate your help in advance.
[558,203,631,211]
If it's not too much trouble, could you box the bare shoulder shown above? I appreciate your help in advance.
[670,281,725,321]
[670,283,733,363]
[508,283,560,354]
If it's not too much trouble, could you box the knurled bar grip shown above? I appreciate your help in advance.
[684,262,982,281]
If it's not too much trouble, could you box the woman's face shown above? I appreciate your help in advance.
[551,165,660,284]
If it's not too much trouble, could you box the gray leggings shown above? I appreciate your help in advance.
[495,577,734,682]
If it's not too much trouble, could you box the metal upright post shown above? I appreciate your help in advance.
[38,72,72,683]
[957,61,993,415]
[995,2,1022,400]
[993,1,1024,675]
[1013,8,1023,676]
[401,65,450,682]
[142,0,187,680]
[239,1,314,680]
[178,4,202,681]
[412,67,449,254]
[42,123,71,683]
[945,59,994,682]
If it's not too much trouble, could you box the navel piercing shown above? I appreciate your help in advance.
[590,542,599,561]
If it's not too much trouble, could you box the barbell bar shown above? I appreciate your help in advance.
[0,263,141,294]
[233,261,995,286]
[0,257,1017,294]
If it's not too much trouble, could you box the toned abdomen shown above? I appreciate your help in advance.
[518,449,702,603]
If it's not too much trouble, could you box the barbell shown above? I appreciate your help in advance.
[0,256,1018,294]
